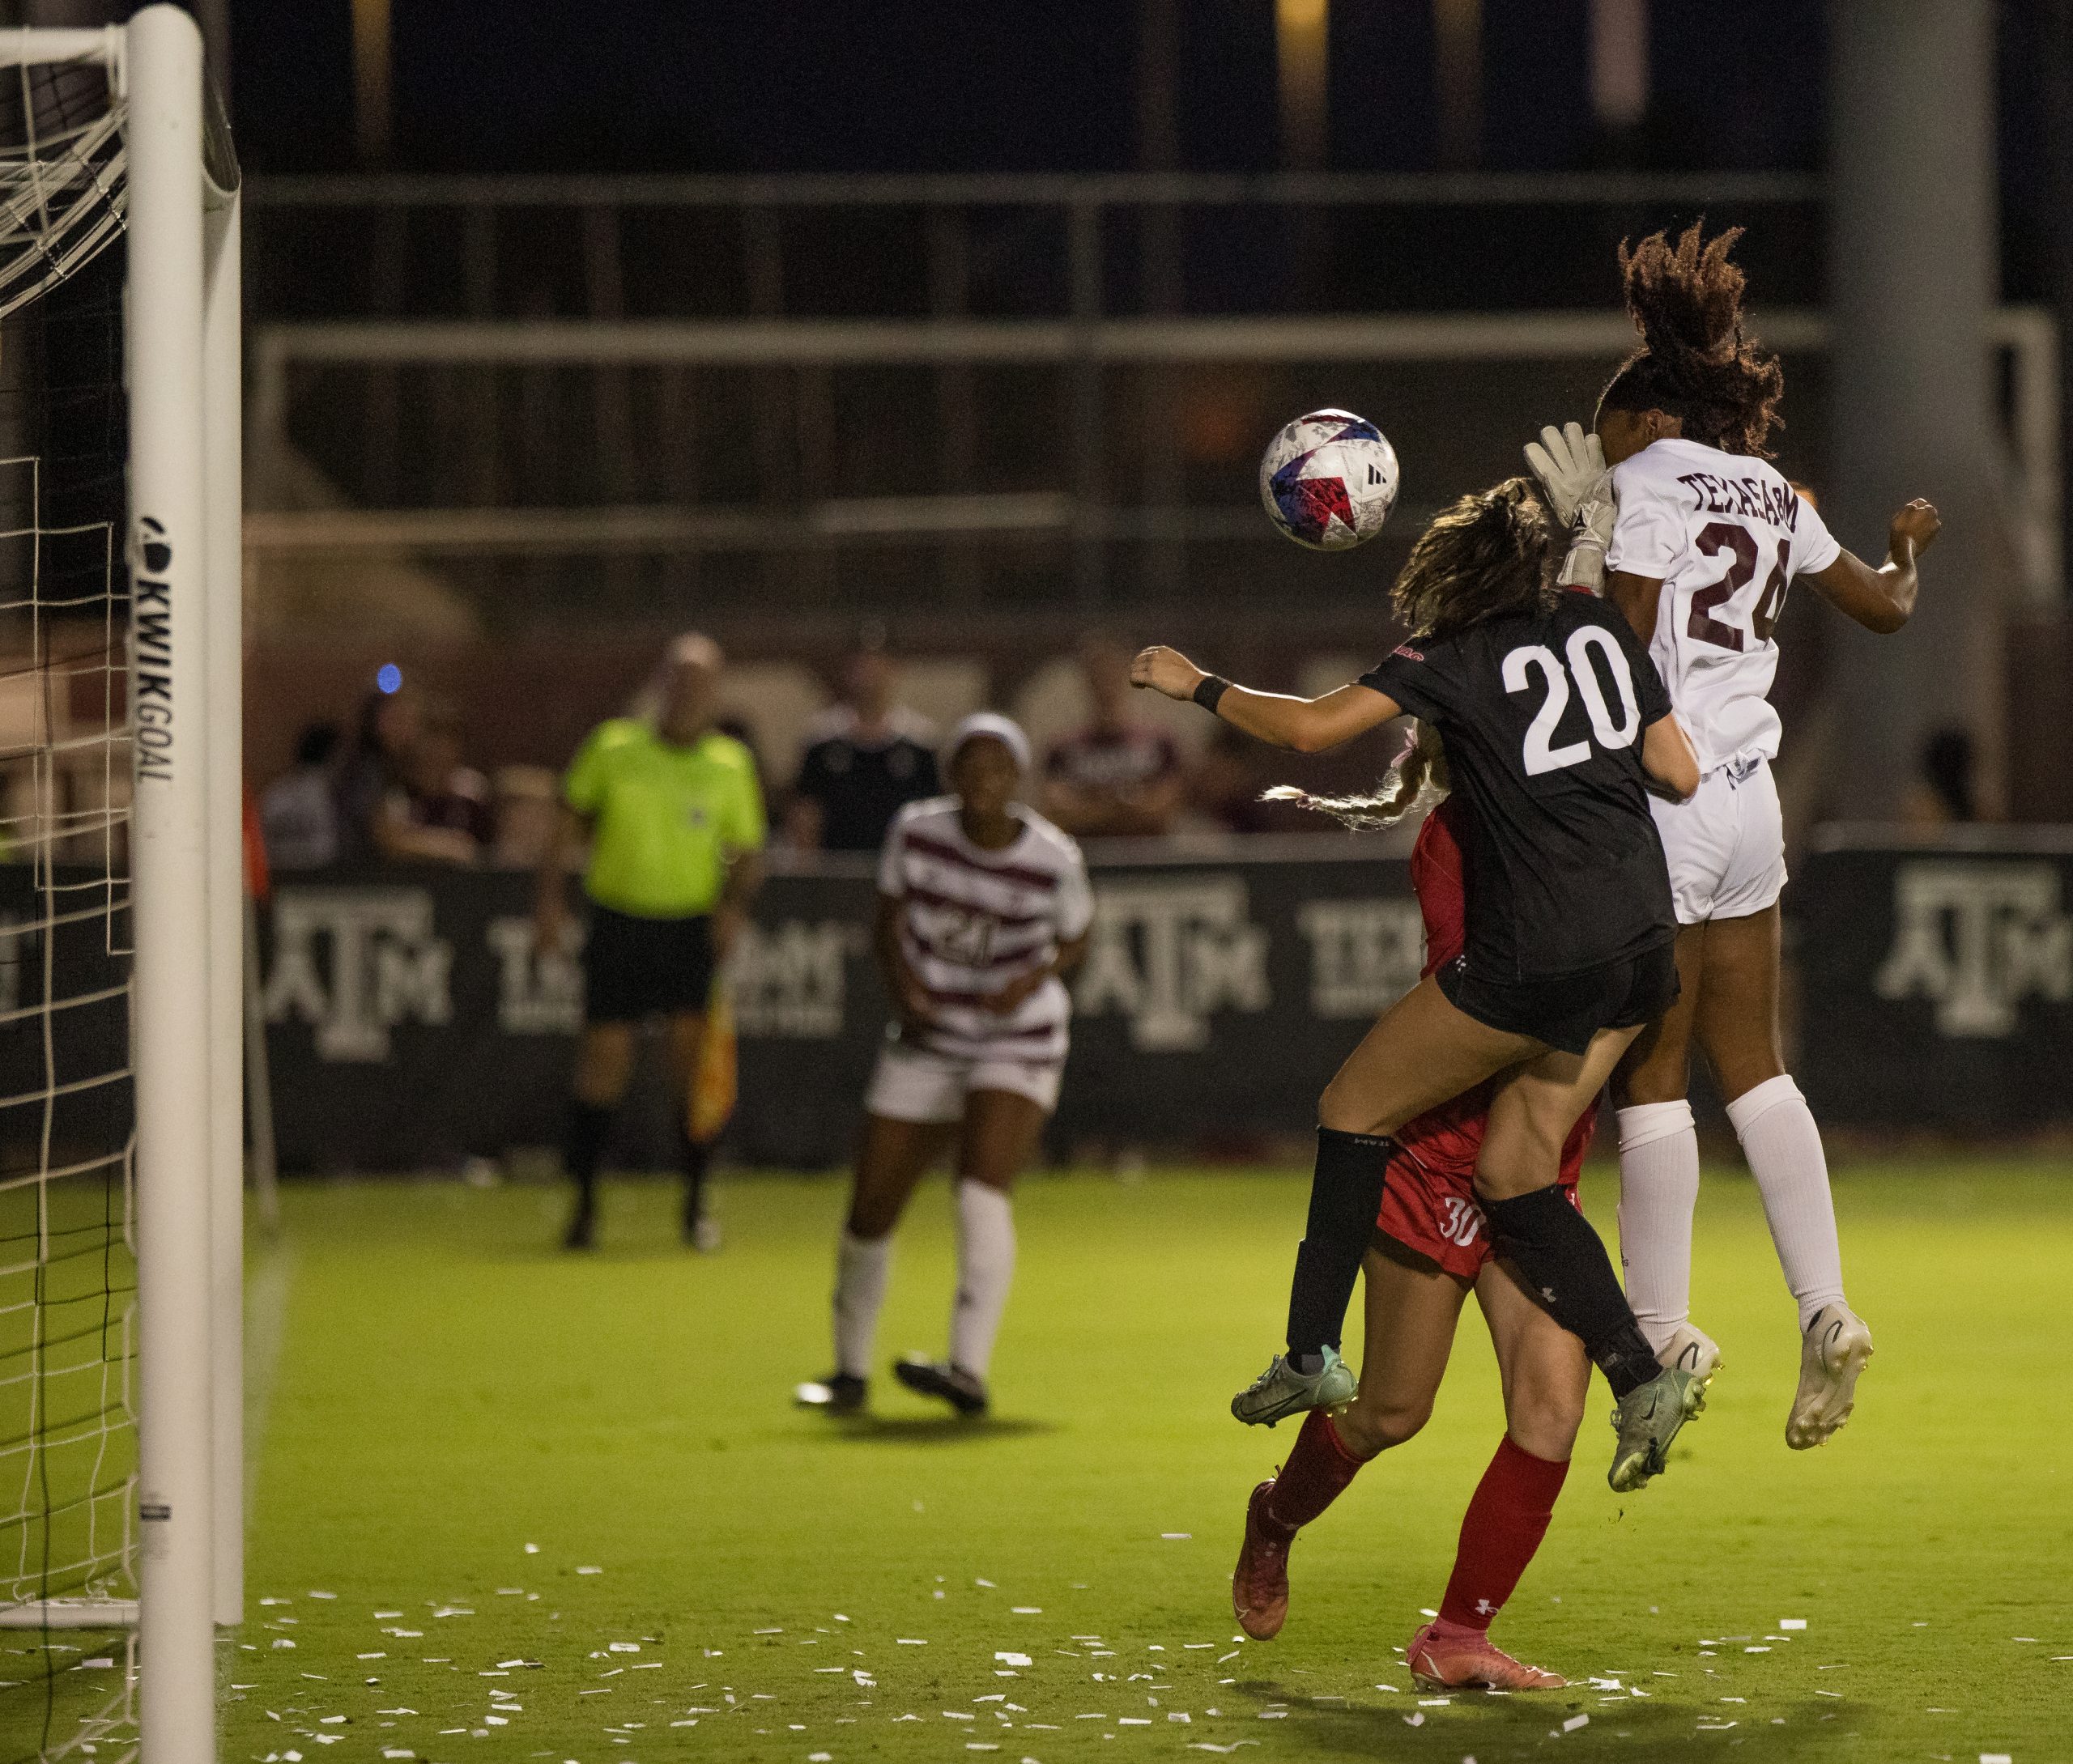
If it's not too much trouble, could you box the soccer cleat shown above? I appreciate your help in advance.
[1230,1346,1358,1428]
[1658,1321,1722,1380]
[1607,1366,1709,1491]
[794,1373,867,1414]
[1407,1622,1567,1692]
[1232,1481,1292,1640]
[1786,1305,1873,1450]
[688,1214,723,1253]
[894,1354,989,1417]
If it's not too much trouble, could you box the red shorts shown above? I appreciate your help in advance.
[1377,1139,1582,1282]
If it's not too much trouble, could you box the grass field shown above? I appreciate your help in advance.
[155,1161,2073,1761]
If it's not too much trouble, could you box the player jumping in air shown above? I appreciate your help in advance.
[1525,224,1940,1446]
[1134,478,1705,1492]
[794,714,1092,1419]
[1224,726,1591,1689]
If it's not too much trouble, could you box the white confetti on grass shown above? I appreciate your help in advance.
[575,1566,603,1575]
[1562,1714,1589,1732]
[1161,1533,1191,1541]
[1780,1618,1807,1630]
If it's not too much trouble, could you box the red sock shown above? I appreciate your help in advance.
[1261,1409,1368,1539]
[1436,1435,1569,1633]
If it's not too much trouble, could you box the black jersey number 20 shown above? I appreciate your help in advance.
[1502,627,1645,777]
[1688,521,1793,652]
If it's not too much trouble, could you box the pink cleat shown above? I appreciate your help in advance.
[1407,1621,1567,1691]
[1232,1481,1292,1640]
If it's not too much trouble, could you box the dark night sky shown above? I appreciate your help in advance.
[229,0,1833,177]
[216,1,2055,300]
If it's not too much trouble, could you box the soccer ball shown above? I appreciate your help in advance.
[1258,408,1400,551]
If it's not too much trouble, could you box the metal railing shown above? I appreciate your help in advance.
[237,171,2059,623]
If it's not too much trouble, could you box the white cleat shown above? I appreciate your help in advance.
[1658,1321,1722,1380]
[1787,1305,1873,1450]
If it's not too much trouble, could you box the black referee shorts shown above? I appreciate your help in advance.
[1437,940,1679,1057]
[582,903,717,1024]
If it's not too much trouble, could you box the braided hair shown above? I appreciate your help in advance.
[1598,223,1785,459]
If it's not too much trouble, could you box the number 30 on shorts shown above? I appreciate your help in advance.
[1501,627,1642,776]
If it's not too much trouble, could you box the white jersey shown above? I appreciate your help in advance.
[1606,436,1841,775]
[877,797,1093,1066]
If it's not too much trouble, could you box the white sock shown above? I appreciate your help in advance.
[1726,1075,1846,1332]
[1615,1100,1700,1355]
[832,1230,893,1380]
[949,1180,1016,1379]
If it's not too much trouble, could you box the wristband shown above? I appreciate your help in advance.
[1192,674,1232,715]
[1560,535,1607,594]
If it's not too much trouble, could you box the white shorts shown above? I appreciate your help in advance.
[864,1040,1065,1124]
[1649,755,1787,926]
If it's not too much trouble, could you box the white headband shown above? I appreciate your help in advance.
[947,712,1032,774]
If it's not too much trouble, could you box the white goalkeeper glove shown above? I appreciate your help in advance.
[1525,420,1616,594]
[1524,421,1604,525]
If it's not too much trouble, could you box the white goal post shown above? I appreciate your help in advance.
[0,9,242,1764]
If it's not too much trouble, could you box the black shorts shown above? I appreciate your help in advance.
[582,903,717,1024]
[1437,940,1679,1057]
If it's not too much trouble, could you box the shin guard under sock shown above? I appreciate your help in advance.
[1437,1435,1570,1632]
[1483,1183,1661,1398]
[1285,1128,1393,1366]
[1260,1409,1369,1540]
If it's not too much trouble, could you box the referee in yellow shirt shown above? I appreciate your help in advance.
[535,633,766,1250]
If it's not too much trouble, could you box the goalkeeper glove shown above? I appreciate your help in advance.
[1523,421,1605,525]
[1524,421,1616,594]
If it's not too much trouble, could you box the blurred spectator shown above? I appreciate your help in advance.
[260,720,343,869]
[1903,726,1978,827]
[786,647,939,851]
[492,765,560,869]
[381,699,492,864]
[334,680,421,861]
[1041,637,1185,838]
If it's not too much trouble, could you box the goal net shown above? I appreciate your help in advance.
[0,14,241,1764]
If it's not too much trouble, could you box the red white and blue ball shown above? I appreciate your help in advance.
[1258,408,1400,551]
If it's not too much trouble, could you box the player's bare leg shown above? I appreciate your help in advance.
[562,1022,637,1249]
[1407,1262,1583,1690]
[1613,924,1712,1357]
[663,1009,715,1248]
[1477,1025,1711,1490]
[1235,1243,1466,1639]
[1697,907,1867,1447]
[1237,976,1536,1426]
[895,1087,1046,1418]
[796,1113,954,1413]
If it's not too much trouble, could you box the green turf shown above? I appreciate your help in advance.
[202,1161,2071,1763]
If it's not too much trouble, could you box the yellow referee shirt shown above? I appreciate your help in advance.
[563,719,766,919]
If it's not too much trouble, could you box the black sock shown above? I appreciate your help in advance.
[1481,1184,1661,1398]
[679,1127,711,1226]
[564,1101,611,1209]
[1285,1128,1394,1364]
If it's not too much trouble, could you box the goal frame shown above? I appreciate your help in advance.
[0,10,243,1762]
